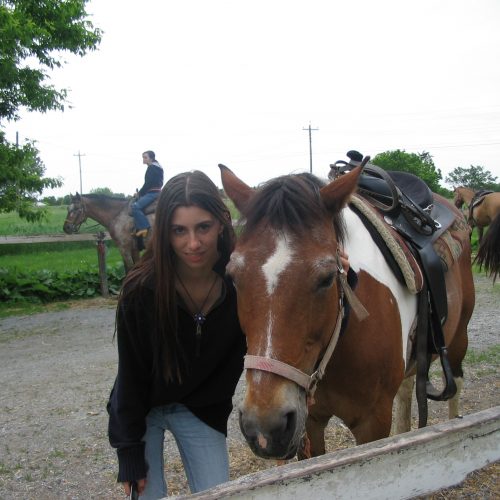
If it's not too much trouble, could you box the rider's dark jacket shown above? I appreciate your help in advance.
[107,269,246,483]
[138,161,164,197]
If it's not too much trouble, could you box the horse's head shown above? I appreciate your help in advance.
[453,187,465,208]
[63,193,87,234]
[220,164,361,459]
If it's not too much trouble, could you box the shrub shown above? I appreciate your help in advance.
[0,264,125,303]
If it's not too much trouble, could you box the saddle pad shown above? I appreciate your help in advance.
[349,195,423,294]
[433,216,469,271]
[350,195,465,295]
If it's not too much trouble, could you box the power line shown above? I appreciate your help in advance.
[73,151,86,194]
[302,123,319,173]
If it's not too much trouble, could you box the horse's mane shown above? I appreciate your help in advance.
[81,193,129,208]
[242,173,345,244]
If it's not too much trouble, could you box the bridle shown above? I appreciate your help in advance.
[243,251,369,403]
[64,198,87,233]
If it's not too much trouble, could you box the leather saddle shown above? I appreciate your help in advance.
[332,151,460,425]
[469,190,493,224]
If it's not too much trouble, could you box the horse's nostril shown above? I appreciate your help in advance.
[284,411,297,434]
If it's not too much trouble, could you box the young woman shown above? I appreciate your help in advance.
[107,170,246,499]
[132,150,164,239]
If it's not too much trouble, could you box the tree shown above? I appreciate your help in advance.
[0,133,61,219]
[90,187,127,198]
[0,0,101,221]
[445,165,498,191]
[371,149,444,194]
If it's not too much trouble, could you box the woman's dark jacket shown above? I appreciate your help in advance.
[107,274,246,482]
[138,161,164,197]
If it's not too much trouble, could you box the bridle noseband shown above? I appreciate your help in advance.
[243,251,369,402]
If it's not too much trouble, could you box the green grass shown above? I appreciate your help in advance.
[0,205,121,271]
[464,344,499,367]
[0,205,105,235]
[0,241,123,272]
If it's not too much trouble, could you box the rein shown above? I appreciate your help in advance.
[244,252,369,402]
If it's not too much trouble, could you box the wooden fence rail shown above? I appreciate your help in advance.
[0,232,112,297]
[173,406,500,500]
[0,233,110,244]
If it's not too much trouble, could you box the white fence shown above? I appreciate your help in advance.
[173,406,500,500]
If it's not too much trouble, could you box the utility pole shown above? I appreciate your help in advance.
[302,123,319,173]
[74,151,86,194]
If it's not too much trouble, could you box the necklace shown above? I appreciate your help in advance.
[176,272,219,355]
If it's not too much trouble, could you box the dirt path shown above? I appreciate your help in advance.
[0,275,498,499]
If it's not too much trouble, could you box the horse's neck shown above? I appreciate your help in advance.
[82,197,127,228]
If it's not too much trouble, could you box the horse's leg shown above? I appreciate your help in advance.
[348,396,394,445]
[299,412,329,459]
[392,375,415,434]
[444,322,468,419]
[123,255,135,272]
[448,376,464,419]
[118,235,139,273]
[441,241,474,419]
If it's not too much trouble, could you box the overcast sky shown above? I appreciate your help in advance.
[4,0,500,197]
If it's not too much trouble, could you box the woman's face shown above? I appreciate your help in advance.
[169,205,222,272]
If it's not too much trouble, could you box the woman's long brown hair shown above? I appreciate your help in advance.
[119,170,236,383]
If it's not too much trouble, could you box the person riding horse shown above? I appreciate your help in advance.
[132,150,164,239]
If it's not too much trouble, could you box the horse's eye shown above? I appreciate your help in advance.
[317,272,335,290]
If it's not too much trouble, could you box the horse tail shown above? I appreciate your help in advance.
[474,213,500,282]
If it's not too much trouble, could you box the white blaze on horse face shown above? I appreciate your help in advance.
[260,232,294,358]
[342,206,417,365]
[262,233,294,296]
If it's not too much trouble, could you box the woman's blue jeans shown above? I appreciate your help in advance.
[132,192,158,231]
[140,403,229,499]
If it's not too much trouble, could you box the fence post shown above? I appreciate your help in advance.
[95,232,109,298]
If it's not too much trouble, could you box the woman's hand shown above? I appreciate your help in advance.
[339,247,350,273]
[124,478,146,497]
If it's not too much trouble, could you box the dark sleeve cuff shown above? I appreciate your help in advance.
[116,443,148,482]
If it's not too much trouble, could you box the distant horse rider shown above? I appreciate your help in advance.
[132,150,164,239]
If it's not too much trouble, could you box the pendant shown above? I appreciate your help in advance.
[193,312,206,325]
[194,312,206,357]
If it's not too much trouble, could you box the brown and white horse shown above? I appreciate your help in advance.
[220,165,475,460]
[454,186,500,281]
[63,193,153,272]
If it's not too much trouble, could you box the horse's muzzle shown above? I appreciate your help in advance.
[238,405,301,459]
[63,222,77,234]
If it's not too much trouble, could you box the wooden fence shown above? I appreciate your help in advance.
[0,232,112,297]
[172,406,500,500]
[0,233,110,244]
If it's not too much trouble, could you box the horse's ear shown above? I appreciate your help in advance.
[219,164,255,216]
[320,166,362,213]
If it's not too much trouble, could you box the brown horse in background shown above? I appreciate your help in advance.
[63,193,154,272]
[221,164,474,460]
[454,186,500,281]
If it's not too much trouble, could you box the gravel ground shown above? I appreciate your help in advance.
[0,274,498,499]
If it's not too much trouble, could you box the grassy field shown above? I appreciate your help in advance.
[0,207,122,271]
[0,202,481,269]
[0,205,108,235]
